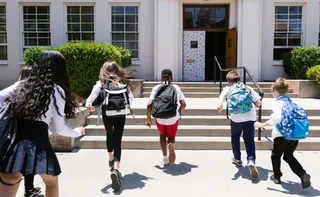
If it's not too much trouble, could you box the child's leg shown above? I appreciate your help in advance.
[103,115,115,163]
[167,120,179,164]
[230,121,243,161]
[156,121,168,156]
[24,174,34,191]
[242,121,256,163]
[283,140,306,177]
[271,137,287,178]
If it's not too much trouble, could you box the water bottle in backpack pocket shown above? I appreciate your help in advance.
[275,96,309,140]
[152,84,178,119]
[227,83,253,114]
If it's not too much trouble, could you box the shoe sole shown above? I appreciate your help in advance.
[232,160,242,167]
[248,164,259,179]
[110,173,121,191]
[168,143,176,164]
[302,174,311,189]
[25,190,41,197]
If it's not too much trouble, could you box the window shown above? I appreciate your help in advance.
[183,6,228,30]
[0,6,7,60]
[274,6,303,60]
[111,6,139,59]
[23,6,51,52]
[67,6,94,42]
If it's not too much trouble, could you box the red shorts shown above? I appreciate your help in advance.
[155,120,179,138]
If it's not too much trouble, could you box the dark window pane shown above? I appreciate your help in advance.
[112,24,124,31]
[275,6,288,14]
[37,14,50,22]
[289,6,302,14]
[273,48,293,60]
[125,24,137,31]
[112,15,124,23]
[112,33,124,41]
[0,6,5,14]
[38,23,50,31]
[112,42,124,48]
[274,33,287,38]
[112,6,124,14]
[24,14,36,21]
[131,51,138,59]
[125,15,137,23]
[82,33,94,41]
[24,24,37,31]
[37,6,49,14]
[0,46,7,60]
[68,24,80,31]
[274,38,287,46]
[289,24,301,32]
[184,8,194,19]
[24,6,36,14]
[38,33,50,38]
[81,15,93,23]
[81,6,93,14]
[288,38,301,46]
[0,25,5,31]
[25,38,37,46]
[0,33,6,43]
[126,33,138,41]
[81,24,94,31]
[68,15,80,23]
[68,33,80,41]
[38,38,50,46]
[126,6,138,14]
[68,6,80,14]
[25,33,37,38]
[216,8,226,18]
[289,14,302,19]
[184,18,194,28]
[125,42,138,49]
[275,15,288,19]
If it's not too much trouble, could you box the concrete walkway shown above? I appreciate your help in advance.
[16,150,320,197]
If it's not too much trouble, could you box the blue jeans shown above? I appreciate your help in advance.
[230,120,256,163]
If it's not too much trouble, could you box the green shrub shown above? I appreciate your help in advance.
[23,42,133,97]
[282,52,295,78]
[23,47,53,65]
[306,65,320,84]
[289,46,320,79]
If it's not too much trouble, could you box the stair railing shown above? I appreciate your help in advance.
[214,56,264,141]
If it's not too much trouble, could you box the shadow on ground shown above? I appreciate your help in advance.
[232,165,273,184]
[268,181,320,197]
[101,172,152,195]
[154,162,198,176]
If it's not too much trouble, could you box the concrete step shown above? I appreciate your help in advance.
[76,136,320,150]
[86,115,320,126]
[143,82,275,88]
[84,125,320,137]
[142,92,299,98]
[143,87,294,93]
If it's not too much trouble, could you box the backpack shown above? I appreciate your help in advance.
[227,83,253,114]
[152,84,178,119]
[276,96,309,140]
[0,103,17,165]
[96,81,134,125]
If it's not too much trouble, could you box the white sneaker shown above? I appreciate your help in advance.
[248,160,259,179]
[161,156,169,166]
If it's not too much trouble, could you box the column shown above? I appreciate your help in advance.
[95,1,110,43]
[154,0,179,81]
[305,1,319,46]
[239,0,262,81]
[50,1,64,47]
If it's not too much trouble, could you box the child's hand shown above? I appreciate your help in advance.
[86,104,95,112]
[254,122,263,128]
[217,105,223,113]
[145,119,152,128]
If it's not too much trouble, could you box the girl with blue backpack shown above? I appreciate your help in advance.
[254,77,311,188]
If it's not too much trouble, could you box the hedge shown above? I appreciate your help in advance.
[23,42,132,97]
[282,46,320,79]
[306,65,320,84]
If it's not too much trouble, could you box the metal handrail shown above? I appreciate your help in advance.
[214,56,264,141]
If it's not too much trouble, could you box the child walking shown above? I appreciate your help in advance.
[254,77,311,188]
[217,70,261,178]
[86,61,133,191]
[146,69,186,165]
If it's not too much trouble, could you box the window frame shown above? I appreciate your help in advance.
[20,3,51,60]
[273,3,306,63]
[64,3,96,42]
[0,4,7,61]
[110,3,140,61]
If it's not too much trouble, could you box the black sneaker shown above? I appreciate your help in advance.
[232,158,243,166]
[270,174,281,184]
[109,159,115,168]
[301,173,311,189]
[110,170,121,192]
[25,187,41,197]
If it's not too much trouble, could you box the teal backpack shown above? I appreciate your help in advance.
[227,83,253,114]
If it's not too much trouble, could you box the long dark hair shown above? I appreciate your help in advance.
[9,50,78,120]
[99,61,133,91]
[18,66,32,81]
[161,69,173,84]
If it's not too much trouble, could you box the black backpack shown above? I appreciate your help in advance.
[152,84,178,119]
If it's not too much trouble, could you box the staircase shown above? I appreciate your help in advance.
[76,82,320,150]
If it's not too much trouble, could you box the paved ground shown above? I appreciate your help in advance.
[16,150,320,197]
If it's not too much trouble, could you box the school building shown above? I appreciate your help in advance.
[0,0,320,88]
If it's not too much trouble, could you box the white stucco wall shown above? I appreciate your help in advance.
[261,0,320,81]
[0,0,154,89]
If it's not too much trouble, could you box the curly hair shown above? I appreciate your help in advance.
[9,50,78,120]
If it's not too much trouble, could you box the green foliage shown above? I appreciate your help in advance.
[287,46,320,79]
[23,41,133,97]
[282,52,295,78]
[23,47,53,65]
[306,65,320,84]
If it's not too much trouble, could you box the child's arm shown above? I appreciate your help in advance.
[85,82,102,112]
[255,101,282,128]
[146,86,158,128]
[217,88,227,113]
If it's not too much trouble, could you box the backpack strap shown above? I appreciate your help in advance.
[96,82,107,126]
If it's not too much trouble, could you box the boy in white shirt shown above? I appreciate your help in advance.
[254,78,311,188]
[217,70,261,179]
[146,69,186,165]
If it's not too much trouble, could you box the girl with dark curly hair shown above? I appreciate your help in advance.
[0,50,85,197]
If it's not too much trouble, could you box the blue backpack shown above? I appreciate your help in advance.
[276,96,309,140]
[227,83,253,114]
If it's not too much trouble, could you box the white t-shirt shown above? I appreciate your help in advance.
[149,84,185,125]
[220,84,261,123]
[267,97,286,140]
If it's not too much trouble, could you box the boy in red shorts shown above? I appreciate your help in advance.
[146,69,186,165]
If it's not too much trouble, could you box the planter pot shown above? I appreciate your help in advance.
[49,107,89,152]
[287,80,320,98]
[129,79,145,98]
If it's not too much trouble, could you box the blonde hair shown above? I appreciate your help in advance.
[226,70,240,83]
[272,77,289,95]
[99,61,133,90]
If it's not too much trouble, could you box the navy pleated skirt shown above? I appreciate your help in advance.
[0,119,61,176]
